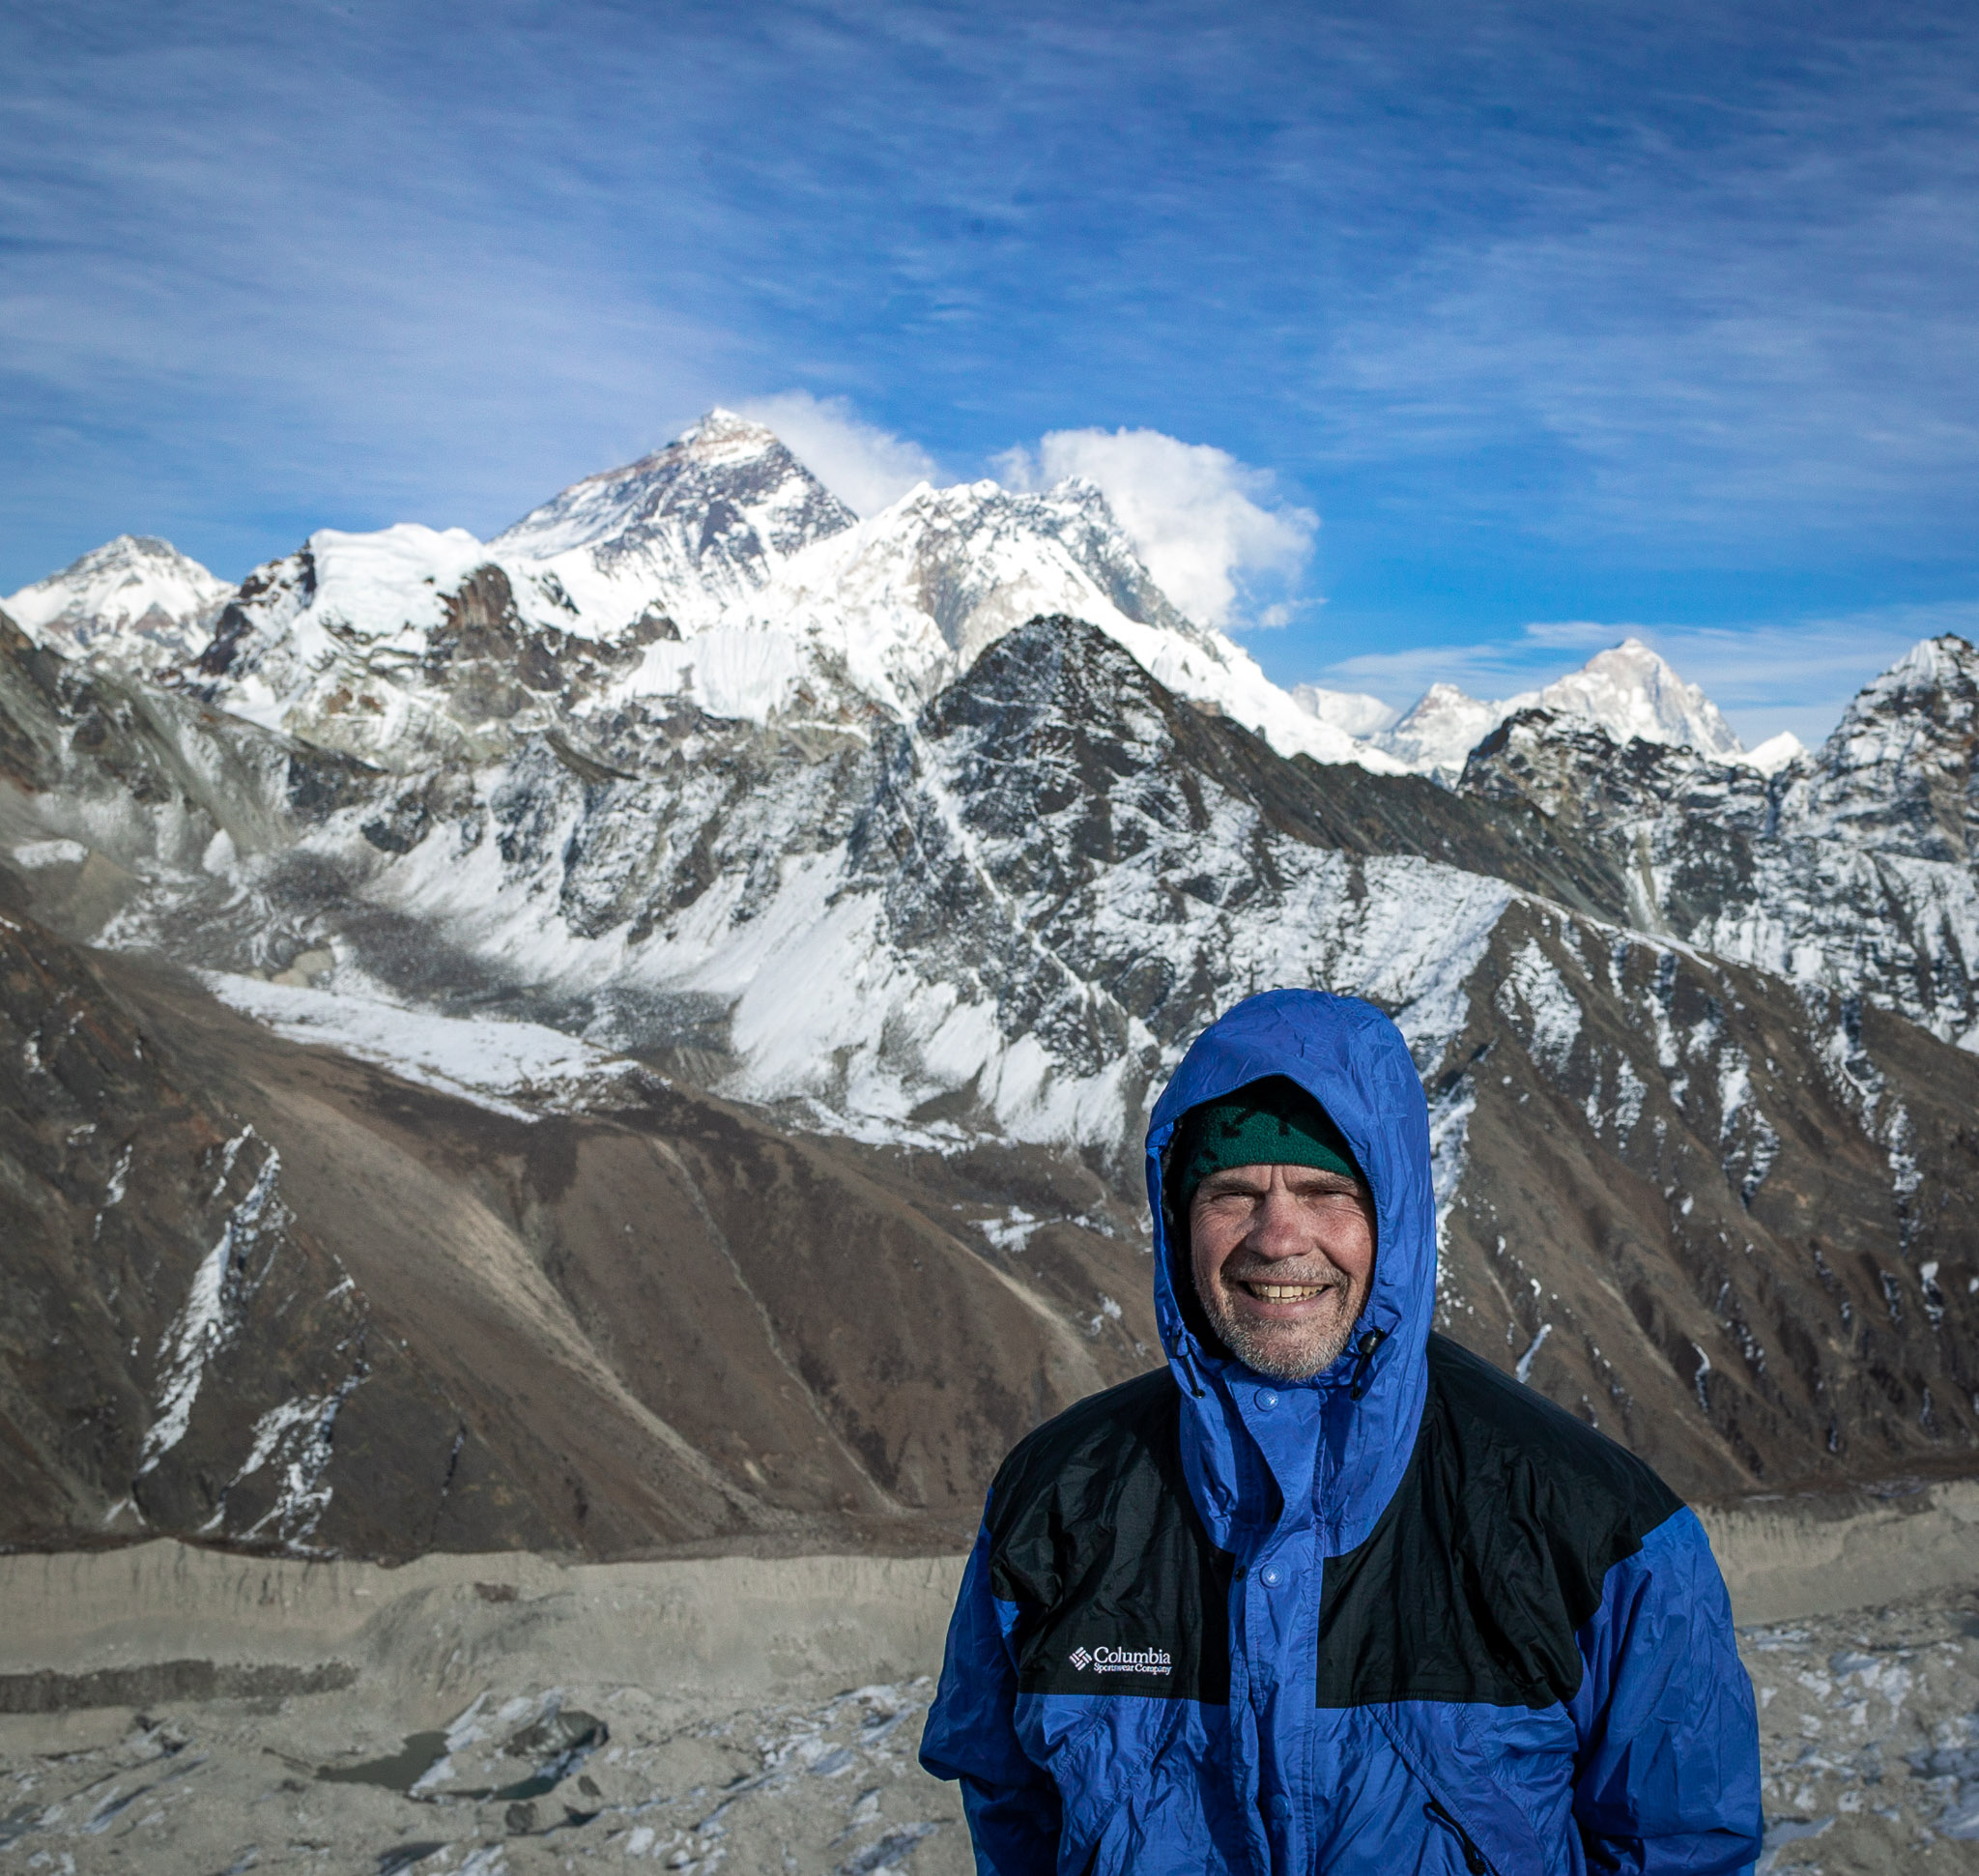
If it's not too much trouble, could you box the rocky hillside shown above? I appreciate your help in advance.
[1,416,1974,1559]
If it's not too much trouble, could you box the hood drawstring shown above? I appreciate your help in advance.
[1347,1327,1387,1400]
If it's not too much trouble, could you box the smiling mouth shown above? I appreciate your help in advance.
[1240,1281,1334,1303]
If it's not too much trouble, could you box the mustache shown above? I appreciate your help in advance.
[1219,1262,1348,1289]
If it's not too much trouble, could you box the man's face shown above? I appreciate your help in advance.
[1189,1163,1376,1382]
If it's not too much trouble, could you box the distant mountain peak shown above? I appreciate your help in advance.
[485,409,858,633]
[1855,631,1977,704]
[1376,639,1747,782]
[1744,730,1805,776]
[1530,638,1744,764]
[1377,683,1505,782]
[3,533,233,668]
[491,409,855,565]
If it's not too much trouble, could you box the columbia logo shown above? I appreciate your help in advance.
[1068,1643,1173,1676]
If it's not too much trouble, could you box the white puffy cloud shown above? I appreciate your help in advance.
[997,427,1317,629]
[735,391,939,517]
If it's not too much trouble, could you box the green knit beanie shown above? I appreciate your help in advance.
[1169,1076,1361,1204]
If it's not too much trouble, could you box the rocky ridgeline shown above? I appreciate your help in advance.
[0,416,1974,1557]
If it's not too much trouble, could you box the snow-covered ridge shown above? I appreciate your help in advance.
[4,534,232,670]
[703,474,1403,765]
[81,411,1406,771]
[1377,639,1752,783]
[8,421,1815,782]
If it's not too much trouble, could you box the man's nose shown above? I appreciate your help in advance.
[1248,1189,1312,1259]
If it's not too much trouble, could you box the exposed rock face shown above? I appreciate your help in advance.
[1464,640,1979,1046]
[2,580,1976,1556]
[0,899,1154,1558]
[0,898,450,1554]
[3,418,1978,1559]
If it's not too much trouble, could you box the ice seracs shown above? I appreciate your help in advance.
[4,534,233,671]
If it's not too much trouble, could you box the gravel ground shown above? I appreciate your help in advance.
[1746,1597,1979,1872]
[0,1675,971,1875]
[1,1599,1976,1874]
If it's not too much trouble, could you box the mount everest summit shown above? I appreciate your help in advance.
[1,409,1974,1561]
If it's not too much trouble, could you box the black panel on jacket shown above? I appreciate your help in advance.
[1314,1335,1684,1710]
[987,1369,1233,1703]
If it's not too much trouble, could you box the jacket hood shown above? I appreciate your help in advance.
[1145,989,1436,1556]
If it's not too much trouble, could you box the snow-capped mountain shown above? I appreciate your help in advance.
[8,413,1978,1562]
[4,391,1979,1551]
[1743,730,1804,775]
[3,534,232,670]
[1377,682,1506,781]
[1291,682,1398,740]
[161,412,1400,770]
[708,476,1396,765]
[487,406,859,633]
[1378,638,1748,782]
[5,588,1975,1554]
[1532,638,1744,762]
[1460,635,1979,1049]
[9,427,1786,790]
[184,412,863,764]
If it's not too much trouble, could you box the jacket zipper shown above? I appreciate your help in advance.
[1422,1797,1496,1875]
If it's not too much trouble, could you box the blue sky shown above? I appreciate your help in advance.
[6,1,1979,742]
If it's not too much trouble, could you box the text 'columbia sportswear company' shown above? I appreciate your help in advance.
[1067,1645,1174,1677]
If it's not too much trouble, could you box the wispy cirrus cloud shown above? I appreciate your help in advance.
[4,0,1978,720]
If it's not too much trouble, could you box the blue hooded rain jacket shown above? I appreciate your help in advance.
[921,989,1763,1875]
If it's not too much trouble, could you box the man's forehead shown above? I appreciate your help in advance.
[1196,1162,1364,1190]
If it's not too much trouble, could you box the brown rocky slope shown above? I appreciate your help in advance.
[0,610,1974,1557]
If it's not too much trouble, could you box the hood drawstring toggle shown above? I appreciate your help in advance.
[1347,1327,1388,1400]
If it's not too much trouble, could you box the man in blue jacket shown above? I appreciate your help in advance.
[922,989,1763,1875]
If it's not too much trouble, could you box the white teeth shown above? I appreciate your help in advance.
[1248,1283,1324,1302]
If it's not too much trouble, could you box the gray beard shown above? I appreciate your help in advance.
[1195,1275,1362,1382]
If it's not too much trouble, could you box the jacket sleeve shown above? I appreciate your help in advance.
[919,1519,1062,1875]
[1568,1507,1764,1876]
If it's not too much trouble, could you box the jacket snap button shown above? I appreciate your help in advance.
[1259,1564,1282,1588]
[1268,1793,1292,1821]
[1256,1390,1278,1411]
